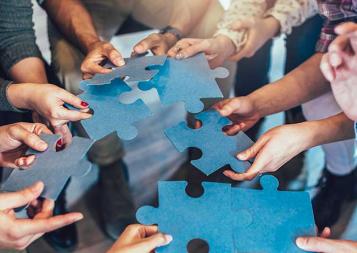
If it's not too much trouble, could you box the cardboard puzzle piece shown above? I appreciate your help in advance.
[137,53,227,113]
[232,175,316,253]
[1,134,94,200]
[78,78,152,140]
[136,181,235,253]
[82,55,167,85]
[164,110,254,175]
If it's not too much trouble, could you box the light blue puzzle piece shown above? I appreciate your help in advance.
[78,78,152,140]
[232,175,316,253]
[136,181,234,253]
[82,55,167,85]
[138,53,227,113]
[164,110,254,175]
[1,134,94,200]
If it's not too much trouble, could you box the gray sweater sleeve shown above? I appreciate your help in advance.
[0,79,22,112]
[0,0,42,75]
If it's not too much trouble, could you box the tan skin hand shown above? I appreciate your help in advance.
[0,182,83,251]
[133,33,178,56]
[107,225,172,253]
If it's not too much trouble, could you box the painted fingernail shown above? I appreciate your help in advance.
[81,101,89,107]
[56,139,63,147]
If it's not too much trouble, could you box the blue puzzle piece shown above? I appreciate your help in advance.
[1,134,94,200]
[137,181,234,253]
[78,78,152,140]
[232,175,316,253]
[82,55,167,85]
[138,53,227,113]
[164,110,253,175]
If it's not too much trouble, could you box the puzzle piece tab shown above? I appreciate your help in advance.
[1,134,94,200]
[137,181,234,253]
[83,55,167,85]
[138,53,227,113]
[232,175,316,253]
[164,110,253,175]
[78,78,152,140]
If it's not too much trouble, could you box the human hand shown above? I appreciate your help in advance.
[320,22,357,120]
[223,123,313,181]
[133,32,178,56]
[167,35,236,68]
[107,224,172,253]
[0,123,52,168]
[81,41,125,80]
[229,17,280,62]
[213,96,261,135]
[0,182,83,250]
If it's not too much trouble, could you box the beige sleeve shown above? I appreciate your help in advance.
[266,0,318,35]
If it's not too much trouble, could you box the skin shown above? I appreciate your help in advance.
[0,182,83,250]
[107,225,172,253]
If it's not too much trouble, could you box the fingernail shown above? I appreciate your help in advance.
[56,139,63,147]
[81,101,89,107]
[163,235,173,245]
[38,141,48,150]
[237,154,245,160]
[118,59,125,66]
[135,45,143,52]
[74,214,84,222]
[176,53,184,59]
[295,238,304,247]
[18,159,24,166]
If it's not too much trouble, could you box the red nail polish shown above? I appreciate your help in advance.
[56,139,63,147]
[81,101,89,107]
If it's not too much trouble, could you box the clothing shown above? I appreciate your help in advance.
[316,0,357,52]
[0,79,20,112]
[0,0,42,76]
[214,0,318,52]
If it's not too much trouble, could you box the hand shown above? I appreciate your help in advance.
[133,33,178,56]
[229,17,280,62]
[107,224,172,253]
[320,22,357,120]
[213,97,261,135]
[0,123,51,168]
[7,83,92,128]
[0,182,83,250]
[167,35,236,68]
[223,123,313,181]
[81,41,125,80]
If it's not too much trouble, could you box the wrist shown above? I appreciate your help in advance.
[6,83,32,110]
[215,35,236,57]
[299,121,324,150]
[82,35,102,54]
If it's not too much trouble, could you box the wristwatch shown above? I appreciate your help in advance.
[159,26,183,40]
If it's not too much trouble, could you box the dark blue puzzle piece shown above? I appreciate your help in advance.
[136,181,234,253]
[1,134,94,200]
[232,175,316,253]
[164,110,253,175]
[78,78,152,140]
[82,55,167,85]
[138,53,227,113]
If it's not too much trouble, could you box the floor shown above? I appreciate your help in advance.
[5,1,357,253]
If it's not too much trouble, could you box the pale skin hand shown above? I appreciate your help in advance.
[167,35,236,68]
[107,225,172,253]
[320,22,357,120]
[0,182,83,250]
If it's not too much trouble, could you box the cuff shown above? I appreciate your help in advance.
[0,81,25,113]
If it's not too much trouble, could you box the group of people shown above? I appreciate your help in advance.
[0,0,356,252]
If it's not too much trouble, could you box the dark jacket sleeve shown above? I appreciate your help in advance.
[0,0,42,76]
[0,78,22,112]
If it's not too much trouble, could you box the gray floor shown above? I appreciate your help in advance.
[11,1,357,252]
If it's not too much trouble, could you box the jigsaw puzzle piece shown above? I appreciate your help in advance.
[138,53,227,113]
[137,181,234,253]
[1,134,94,200]
[165,110,253,175]
[83,55,167,85]
[232,175,316,253]
[78,78,152,140]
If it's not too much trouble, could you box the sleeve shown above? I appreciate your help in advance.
[0,0,42,76]
[265,0,318,35]
[214,0,267,50]
[0,79,23,112]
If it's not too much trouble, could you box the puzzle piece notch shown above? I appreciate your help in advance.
[1,134,94,200]
[165,110,253,175]
[137,53,226,113]
[77,78,152,141]
[82,55,167,85]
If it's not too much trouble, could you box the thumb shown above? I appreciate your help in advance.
[0,181,44,210]
[296,237,337,253]
[9,124,48,151]
[131,233,173,252]
[59,90,90,110]
[217,99,241,116]
[103,45,125,67]
[237,136,268,161]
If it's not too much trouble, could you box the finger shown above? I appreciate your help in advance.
[59,90,90,110]
[81,62,112,76]
[0,182,44,210]
[320,227,331,238]
[296,237,339,253]
[105,47,125,67]
[33,199,54,219]
[216,98,241,116]
[133,35,161,54]
[54,125,72,146]
[237,137,268,161]
[225,124,243,136]
[335,22,357,35]
[15,155,36,168]
[176,41,209,60]
[15,212,83,237]
[168,39,198,57]
[9,125,48,151]
[320,53,336,82]
[82,73,94,80]
[52,107,92,123]
[131,233,173,252]
[152,45,168,56]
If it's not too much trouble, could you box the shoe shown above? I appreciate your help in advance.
[44,185,78,250]
[312,168,356,232]
[99,159,136,240]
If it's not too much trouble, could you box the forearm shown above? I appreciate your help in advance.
[44,0,100,54]
[249,53,330,117]
[9,57,48,84]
